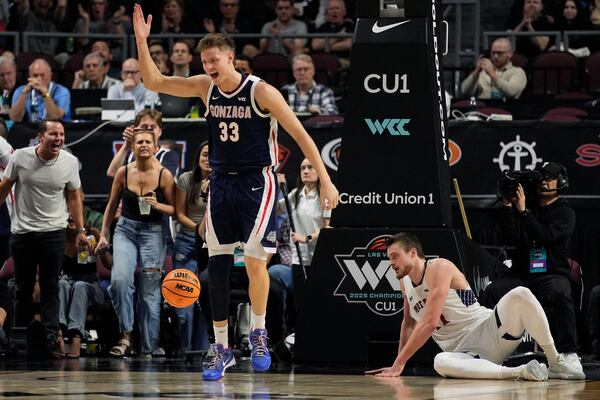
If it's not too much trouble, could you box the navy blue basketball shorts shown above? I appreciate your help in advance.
[205,167,277,260]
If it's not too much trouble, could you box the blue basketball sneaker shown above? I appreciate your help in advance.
[202,344,235,381]
[249,328,271,372]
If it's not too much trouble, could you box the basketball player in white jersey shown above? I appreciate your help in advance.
[366,232,585,380]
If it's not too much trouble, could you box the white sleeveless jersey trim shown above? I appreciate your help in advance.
[204,81,215,118]
[217,74,251,98]
[403,265,492,351]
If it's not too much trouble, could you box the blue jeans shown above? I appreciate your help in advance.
[58,274,104,336]
[108,216,166,354]
[269,264,292,294]
[173,231,210,351]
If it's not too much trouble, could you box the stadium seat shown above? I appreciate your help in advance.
[510,52,528,69]
[252,53,292,89]
[61,53,85,89]
[553,92,592,101]
[543,107,587,118]
[476,106,511,115]
[15,52,58,83]
[585,52,600,93]
[311,52,340,87]
[531,51,577,96]
[452,99,487,110]
[540,113,581,121]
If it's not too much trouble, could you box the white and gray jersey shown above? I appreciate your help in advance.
[403,259,493,352]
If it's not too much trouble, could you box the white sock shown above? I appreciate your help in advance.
[539,342,560,366]
[251,312,266,330]
[214,324,228,349]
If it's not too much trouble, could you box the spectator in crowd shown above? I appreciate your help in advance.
[107,58,159,113]
[554,0,598,54]
[173,141,211,352]
[481,162,583,373]
[149,41,170,75]
[0,281,10,347]
[234,54,253,75]
[0,57,16,112]
[203,0,260,57]
[281,54,338,115]
[0,51,15,61]
[106,109,180,179]
[0,118,13,267]
[0,119,87,359]
[293,0,326,29]
[15,0,67,56]
[461,38,527,100]
[591,0,600,25]
[170,41,193,77]
[97,128,175,359]
[58,214,106,358]
[506,0,555,58]
[161,0,202,50]
[283,158,331,318]
[260,0,308,57]
[74,0,131,49]
[81,189,104,234]
[91,39,121,80]
[71,52,121,89]
[9,58,71,122]
[311,0,354,61]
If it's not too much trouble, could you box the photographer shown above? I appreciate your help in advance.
[481,162,582,372]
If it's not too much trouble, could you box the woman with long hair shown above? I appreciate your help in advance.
[97,128,175,358]
[284,158,331,316]
[173,141,211,352]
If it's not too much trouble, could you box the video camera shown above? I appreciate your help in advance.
[498,169,542,199]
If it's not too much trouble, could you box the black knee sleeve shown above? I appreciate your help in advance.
[207,255,233,322]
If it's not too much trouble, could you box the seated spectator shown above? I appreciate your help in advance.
[173,141,211,352]
[461,38,527,100]
[281,54,338,115]
[293,0,326,29]
[81,189,104,234]
[15,0,67,56]
[591,0,600,25]
[74,0,131,50]
[170,41,193,77]
[0,281,10,347]
[149,41,170,75]
[71,52,121,89]
[234,54,253,75]
[0,51,15,61]
[107,58,159,113]
[91,39,121,80]
[554,0,598,54]
[0,56,17,113]
[9,58,71,122]
[161,0,202,49]
[97,128,176,359]
[260,0,308,57]
[311,0,354,61]
[506,0,555,58]
[106,109,180,178]
[58,215,106,358]
[203,0,259,58]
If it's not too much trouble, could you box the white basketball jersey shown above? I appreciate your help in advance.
[403,260,492,351]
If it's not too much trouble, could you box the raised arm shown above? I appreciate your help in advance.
[132,4,210,101]
[255,82,339,210]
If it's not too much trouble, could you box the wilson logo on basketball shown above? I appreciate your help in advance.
[575,144,600,167]
[333,235,403,317]
[448,139,462,166]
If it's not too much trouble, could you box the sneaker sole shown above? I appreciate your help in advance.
[548,371,586,380]
[202,358,236,381]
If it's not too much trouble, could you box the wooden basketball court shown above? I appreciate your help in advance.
[0,357,599,399]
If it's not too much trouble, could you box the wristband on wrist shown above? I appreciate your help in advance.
[306,234,312,242]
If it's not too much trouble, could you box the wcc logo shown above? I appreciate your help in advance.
[334,235,403,317]
[365,118,411,136]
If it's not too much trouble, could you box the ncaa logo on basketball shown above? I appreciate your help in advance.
[333,235,403,317]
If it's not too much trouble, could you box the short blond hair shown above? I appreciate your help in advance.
[197,33,236,54]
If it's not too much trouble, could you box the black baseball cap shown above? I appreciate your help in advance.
[535,162,563,178]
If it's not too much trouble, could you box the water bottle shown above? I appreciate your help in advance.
[30,90,40,122]
[77,241,89,264]
[1,90,9,113]
[87,235,97,263]
[468,96,477,113]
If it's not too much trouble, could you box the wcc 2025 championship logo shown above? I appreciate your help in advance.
[333,235,403,317]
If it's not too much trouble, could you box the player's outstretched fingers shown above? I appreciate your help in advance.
[365,368,384,375]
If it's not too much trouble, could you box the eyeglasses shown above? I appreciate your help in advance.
[122,70,140,75]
